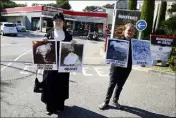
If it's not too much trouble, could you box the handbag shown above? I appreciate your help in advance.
[33,69,44,93]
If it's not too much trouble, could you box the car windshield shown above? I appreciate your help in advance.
[4,24,16,27]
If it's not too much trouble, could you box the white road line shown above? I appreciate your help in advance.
[1,49,32,71]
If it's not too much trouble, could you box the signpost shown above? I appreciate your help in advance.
[136,20,147,31]
[136,20,147,40]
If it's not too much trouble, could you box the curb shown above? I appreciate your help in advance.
[99,49,175,77]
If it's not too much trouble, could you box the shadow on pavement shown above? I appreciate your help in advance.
[108,105,172,118]
[0,63,76,83]
[56,106,107,118]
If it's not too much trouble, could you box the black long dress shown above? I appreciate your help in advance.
[41,29,72,112]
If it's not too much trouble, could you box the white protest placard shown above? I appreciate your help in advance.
[106,39,130,68]
[58,42,84,72]
[32,40,57,70]
[151,45,172,60]
[131,39,153,66]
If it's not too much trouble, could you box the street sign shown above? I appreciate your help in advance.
[136,20,147,31]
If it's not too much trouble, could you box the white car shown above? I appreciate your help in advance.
[0,22,18,36]
[15,23,26,32]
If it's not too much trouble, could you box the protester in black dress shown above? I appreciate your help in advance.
[41,12,75,115]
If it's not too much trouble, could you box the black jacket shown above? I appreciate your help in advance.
[41,29,72,104]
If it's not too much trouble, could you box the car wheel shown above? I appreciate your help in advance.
[2,32,5,36]
[14,34,17,36]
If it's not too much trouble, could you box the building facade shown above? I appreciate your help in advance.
[1,6,108,34]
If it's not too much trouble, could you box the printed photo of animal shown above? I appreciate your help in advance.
[32,40,56,64]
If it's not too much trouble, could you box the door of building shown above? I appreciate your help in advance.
[31,17,40,31]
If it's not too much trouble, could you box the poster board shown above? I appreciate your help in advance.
[58,42,84,72]
[32,40,57,70]
[106,39,129,68]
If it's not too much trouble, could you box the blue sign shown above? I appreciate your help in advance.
[136,20,147,31]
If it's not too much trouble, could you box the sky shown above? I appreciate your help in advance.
[13,0,116,11]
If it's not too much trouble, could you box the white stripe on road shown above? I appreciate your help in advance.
[1,50,32,71]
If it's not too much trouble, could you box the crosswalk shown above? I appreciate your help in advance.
[19,63,110,77]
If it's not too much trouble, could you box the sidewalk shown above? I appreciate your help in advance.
[99,46,175,76]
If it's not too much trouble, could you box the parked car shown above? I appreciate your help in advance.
[0,22,18,36]
[15,23,26,32]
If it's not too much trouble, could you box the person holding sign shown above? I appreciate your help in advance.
[99,23,136,110]
[41,12,76,115]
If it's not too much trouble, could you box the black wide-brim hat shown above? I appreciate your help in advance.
[53,12,65,21]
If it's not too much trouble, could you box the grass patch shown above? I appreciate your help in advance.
[152,66,175,75]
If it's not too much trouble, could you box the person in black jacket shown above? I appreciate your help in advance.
[99,23,136,110]
[41,12,75,115]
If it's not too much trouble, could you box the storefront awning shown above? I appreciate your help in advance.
[2,14,26,16]
[74,16,106,23]
[64,15,106,23]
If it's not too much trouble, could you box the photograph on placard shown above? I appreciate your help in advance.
[106,39,129,68]
[32,40,57,70]
[131,39,152,66]
[151,45,172,60]
[58,42,84,72]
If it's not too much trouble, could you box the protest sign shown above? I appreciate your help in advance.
[150,34,176,47]
[106,39,129,68]
[32,40,57,70]
[111,9,141,39]
[151,45,172,60]
[58,42,84,72]
[150,34,176,60]
[131,39,152,66]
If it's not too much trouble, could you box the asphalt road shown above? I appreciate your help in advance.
[0,32,176,117]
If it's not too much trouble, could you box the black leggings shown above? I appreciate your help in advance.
[105,65,132,104]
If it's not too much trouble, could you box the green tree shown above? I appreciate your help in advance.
[159,3,176,35]
[140,0,155,40]
[83,6,99,11]
[102,4,114,9]
[0,1,5,22]
[158,0,167,26]
[45,3,58,7]
[128,0,137,10]
[56,0,71,10]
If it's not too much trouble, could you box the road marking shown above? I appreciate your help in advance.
[94,67,108,77]
[20,65,33,74]
[1,50,32,71]
[82,67,93,76]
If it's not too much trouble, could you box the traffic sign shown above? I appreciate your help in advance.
[136,20,147,31]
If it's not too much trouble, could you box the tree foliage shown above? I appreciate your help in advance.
[56,0,71,10]
[154,3,176,72]
[168,3,176,14]
[83,6,99,11]
[31,0,71,9]
[158,0,167,26]
[102,4,114,9]
[0,0,26,22]
[140,0,155,40]
[128,0,137,10]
